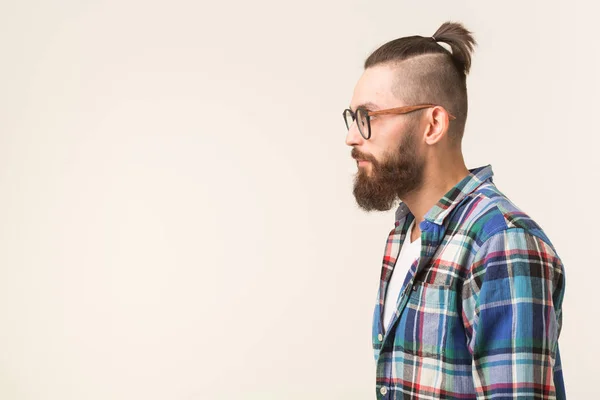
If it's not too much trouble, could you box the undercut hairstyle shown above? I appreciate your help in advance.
[364,21,477,144]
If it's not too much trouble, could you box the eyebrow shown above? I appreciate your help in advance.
[349,102,380,112]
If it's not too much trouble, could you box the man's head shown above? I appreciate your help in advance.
[346,22,476,211]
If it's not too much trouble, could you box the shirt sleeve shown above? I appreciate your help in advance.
[461,228,565,399]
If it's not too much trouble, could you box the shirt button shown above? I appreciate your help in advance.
[377,333,383,342]
[380,386,388,395]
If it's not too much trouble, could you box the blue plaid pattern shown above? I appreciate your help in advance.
[372,164,566,399]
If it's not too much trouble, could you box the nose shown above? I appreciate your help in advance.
[345,120,364,147]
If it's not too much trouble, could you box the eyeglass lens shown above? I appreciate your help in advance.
[343,109,369,139]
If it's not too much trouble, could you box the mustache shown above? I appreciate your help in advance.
[351,148,377,163]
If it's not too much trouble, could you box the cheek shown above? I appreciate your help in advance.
[370,139,397,163]
[373,121,404,148]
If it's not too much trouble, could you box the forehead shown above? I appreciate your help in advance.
[350,64,399,110]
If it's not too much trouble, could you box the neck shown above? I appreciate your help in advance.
[403,152,470,242]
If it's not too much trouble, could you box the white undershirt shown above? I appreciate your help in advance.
[383,219,421,333]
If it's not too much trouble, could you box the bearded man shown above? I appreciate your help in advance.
[343,21,566,400]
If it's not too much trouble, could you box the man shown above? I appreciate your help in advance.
[343,22,566,399]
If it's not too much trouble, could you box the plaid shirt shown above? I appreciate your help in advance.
[372,164,566,399]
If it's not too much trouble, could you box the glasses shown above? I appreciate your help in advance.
[342,104,456,140]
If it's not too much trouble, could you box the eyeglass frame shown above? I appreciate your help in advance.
[342,104,456,140]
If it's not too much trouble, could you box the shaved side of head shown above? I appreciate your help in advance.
[390,54,467,144]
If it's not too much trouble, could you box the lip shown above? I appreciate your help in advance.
[357,160,370,166]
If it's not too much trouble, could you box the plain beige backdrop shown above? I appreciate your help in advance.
[1,0,598,399]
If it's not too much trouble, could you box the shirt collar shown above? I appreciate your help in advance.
[394,164,494,226]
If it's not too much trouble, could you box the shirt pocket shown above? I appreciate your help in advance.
[394,281,459,359]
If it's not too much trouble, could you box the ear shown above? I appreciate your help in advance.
[423,106,450,145]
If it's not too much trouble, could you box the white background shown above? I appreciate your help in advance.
[1,1,597,398]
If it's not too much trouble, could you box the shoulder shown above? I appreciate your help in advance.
[453,181,558,255]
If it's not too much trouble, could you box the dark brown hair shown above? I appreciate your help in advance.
[364,22,477,143]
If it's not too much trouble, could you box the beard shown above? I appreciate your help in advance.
[351,126,425,212]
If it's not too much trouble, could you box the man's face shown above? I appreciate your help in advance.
[346,64,426,211]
